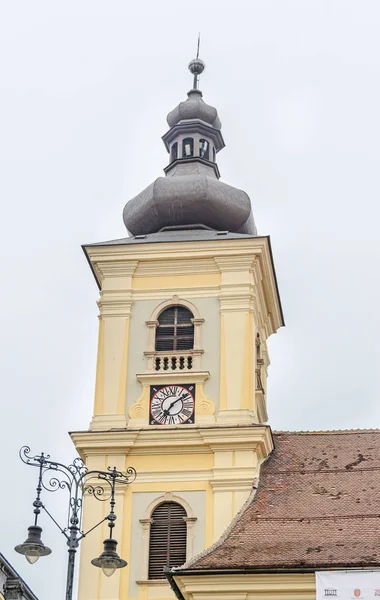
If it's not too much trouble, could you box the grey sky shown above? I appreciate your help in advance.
[1,1,380,598]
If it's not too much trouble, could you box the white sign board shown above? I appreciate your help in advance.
[316,571,380,600]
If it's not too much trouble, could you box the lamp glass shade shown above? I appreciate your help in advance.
[15,525,51,563]
[101,559,118,577]
[91,538,127,576]
[25,549,41,564]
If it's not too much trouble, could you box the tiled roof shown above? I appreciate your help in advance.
[182,430,380,571]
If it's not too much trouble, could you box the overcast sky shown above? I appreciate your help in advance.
[1,1,380,598]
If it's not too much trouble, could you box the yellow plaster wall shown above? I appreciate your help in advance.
[132,273,220,290]
[75,237,283,599]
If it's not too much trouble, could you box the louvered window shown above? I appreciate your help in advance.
[148,502,187,580]
[155,307,194,352]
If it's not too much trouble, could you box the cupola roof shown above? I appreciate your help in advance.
[167,57,221,130]
[123,52,257,237]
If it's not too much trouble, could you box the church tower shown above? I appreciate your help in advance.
[71,55,284,600]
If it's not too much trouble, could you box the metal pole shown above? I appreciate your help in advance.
[65,501,80,600]
[65,545,77,600]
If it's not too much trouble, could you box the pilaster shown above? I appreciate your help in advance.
[215,256,257,424]
[90,261,138,431]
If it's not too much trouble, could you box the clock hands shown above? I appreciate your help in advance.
[163,393,188,417]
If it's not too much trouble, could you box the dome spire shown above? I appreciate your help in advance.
[188,34,205,92]
[122,47,257,237]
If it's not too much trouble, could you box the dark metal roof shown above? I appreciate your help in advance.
[0,553,39,600]
[84,228,258,247]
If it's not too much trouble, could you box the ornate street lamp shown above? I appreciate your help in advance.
[15,446,136,600]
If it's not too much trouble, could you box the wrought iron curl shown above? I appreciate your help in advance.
[42,476,71,493]
[39,464,73,495]
[123,466,137,484]
[67,457,88,478]
[83,475,113,502]
[19,445,51,466]
[106,465,137,484]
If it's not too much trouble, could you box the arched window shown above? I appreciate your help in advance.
[182,137,194,158]
[199,139,209,160]
[148,502,187,579]
[171,142,178,161]
[212,147,216,162]
[155,306,194,351]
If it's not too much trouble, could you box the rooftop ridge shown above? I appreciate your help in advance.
[273,428,380,435]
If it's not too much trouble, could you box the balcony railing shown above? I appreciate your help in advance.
[144,350,203,373]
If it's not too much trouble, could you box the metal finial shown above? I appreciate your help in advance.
[188,35,205,90]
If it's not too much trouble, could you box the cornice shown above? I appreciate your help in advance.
[97,293,133,318]
[209,476,256,490]
[84,236,273,262]
[172,572,316,598]
[70,424,273,459]
[163,156,221,179]
[214,256,256,272]
[93,259,138,282]
[199,426,273,458]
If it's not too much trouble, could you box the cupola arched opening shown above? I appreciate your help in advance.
[155,306,194,352]
[199,139,209,160]
[182,137,194,158]
[171,142,178,161]
[148,501,187,579]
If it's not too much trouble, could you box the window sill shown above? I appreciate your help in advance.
[136,580,169,586]
[137,371,209,385]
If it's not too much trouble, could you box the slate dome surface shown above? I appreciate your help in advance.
[167,89,222,130]
[123,57,257,237]
[123,167,256,237]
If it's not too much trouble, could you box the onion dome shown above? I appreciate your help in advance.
[122,164,255,236]
[122,55,257,237]
[167,89,221,130]
[167,58,221,130]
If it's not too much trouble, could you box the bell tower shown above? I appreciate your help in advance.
[71,55,284,600]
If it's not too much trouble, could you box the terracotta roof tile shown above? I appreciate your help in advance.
[183,430,380,571]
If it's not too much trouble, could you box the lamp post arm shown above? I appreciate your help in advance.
[41,504,70,540]
[78,515,109,541]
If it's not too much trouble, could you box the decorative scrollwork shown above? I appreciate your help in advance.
[124,466,137,483]
[19,447,136,538]
[106,465,137,484]
[20,445,51,466]
[68,457,87,478]
[83,474,113,502]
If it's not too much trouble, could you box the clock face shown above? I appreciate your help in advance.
[150,384,195,425]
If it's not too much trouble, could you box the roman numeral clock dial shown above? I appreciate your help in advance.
[149,385,195,425]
